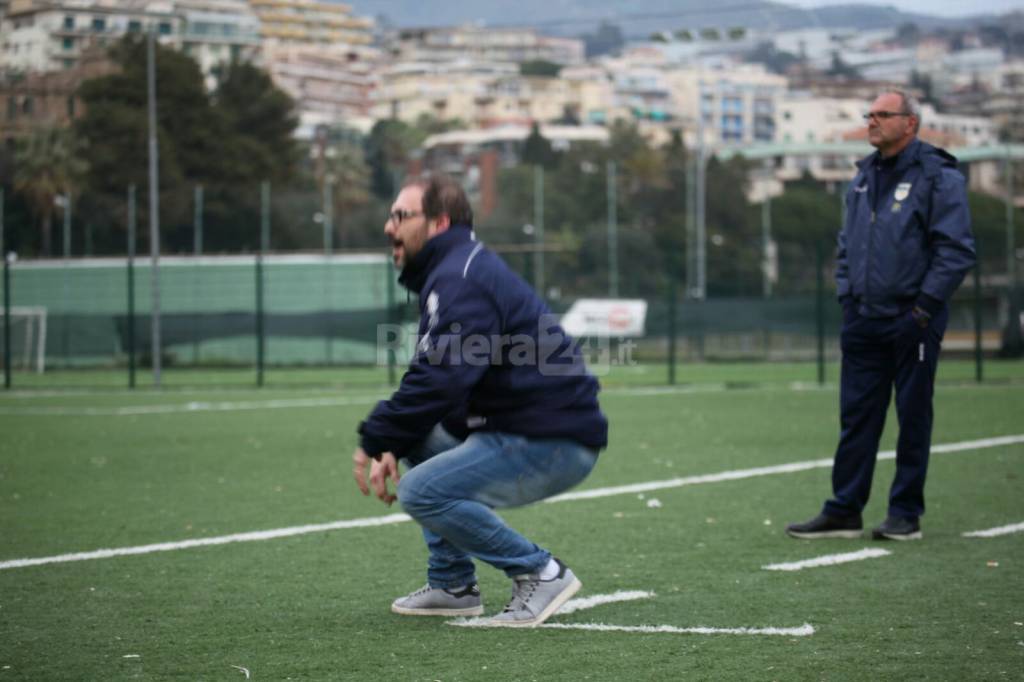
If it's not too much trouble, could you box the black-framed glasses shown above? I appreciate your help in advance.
[863,111,911,122]
[386,209,423,226]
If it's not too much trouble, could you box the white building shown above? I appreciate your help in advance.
[0,0,259,79]
[265,42,379,135]
[392,24,584,66]
[248,0,372,49]
[176,0,260,83]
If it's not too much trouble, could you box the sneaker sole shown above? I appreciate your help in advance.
[786,529,863,539]
[872,531,922,541]
[390,603,485,617]
[486,575,582,628]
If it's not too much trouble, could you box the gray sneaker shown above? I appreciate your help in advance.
[390,583,483,617]
[488,558,581,628]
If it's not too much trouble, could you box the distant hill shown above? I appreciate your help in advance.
[343,0,1001,36]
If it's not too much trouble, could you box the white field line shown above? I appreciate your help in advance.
[557,590,656,615]
[761,548,891,572]
[0,514,410,570]
[537,622,815,636]
[0,379,1013,416]
[0,395,379,416]
[449,590,655,628]
[547,434,1024,504]
[961,521,1024,538]
[2,434,1021,571]
[0,384,763,416]
[450,620,815,637]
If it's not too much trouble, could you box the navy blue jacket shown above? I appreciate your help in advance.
[837,138,975,318]
[359,226,608,459]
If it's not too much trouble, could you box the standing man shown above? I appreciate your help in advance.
[352,175,608,626]
[787,90,975,541]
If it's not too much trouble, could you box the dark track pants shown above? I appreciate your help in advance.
[823,306,948,521]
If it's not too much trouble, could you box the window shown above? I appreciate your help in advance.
[64,15,75,30]
[92,18,105,32]
[22,97,33,115]
[720,114,743,140]
[63,37,74,50]
[128,20,142,33]
[158,22,172,35]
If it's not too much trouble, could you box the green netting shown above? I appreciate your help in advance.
[2,254,398,367]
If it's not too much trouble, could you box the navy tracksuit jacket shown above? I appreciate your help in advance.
[359,226,608,460]
[825,139,975,521]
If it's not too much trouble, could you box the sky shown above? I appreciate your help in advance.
[786,0,1024,18]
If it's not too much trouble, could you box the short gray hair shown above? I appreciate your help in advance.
[881,89,922,133]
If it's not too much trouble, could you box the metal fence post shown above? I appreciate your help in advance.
[127,185,137,389]
[2,187,9,389]
[667,252,678,386]
[256,181,269,387]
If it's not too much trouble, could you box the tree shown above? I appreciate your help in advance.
[13,127,88,256]
[74,36,300,252]
[364,119,425,199]
[745,42,803,75]
[827,53,862,80]
[213,60,299,185]
[326,142,373,249]
[519,60,561,78]
[522,122,557,169]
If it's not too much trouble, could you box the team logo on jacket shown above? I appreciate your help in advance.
[894,182,912,202]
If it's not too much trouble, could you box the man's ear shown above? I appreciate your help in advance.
[429,213,452,236]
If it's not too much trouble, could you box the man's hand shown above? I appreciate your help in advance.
[352,448,401,506]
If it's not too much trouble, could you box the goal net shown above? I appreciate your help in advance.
[0,306,47,373]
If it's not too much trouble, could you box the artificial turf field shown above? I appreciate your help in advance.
[1,361,1022,680]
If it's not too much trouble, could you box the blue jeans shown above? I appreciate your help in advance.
[398,425,598,589]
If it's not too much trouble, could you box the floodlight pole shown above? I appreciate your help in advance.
[533,165,545,298]
[147,28,162,387]
[694,81,707,301]
[607,160,618,298]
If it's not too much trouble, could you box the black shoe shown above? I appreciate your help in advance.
[786,513,863,539]
[872,516,922,541]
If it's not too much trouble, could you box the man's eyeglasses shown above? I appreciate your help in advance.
[386,209,423,226]
[863,111,911,122]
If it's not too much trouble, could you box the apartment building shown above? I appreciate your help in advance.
[0,0,259,78]
[265,42,379,134]
[248,0,371,48]
[392,25,584,66]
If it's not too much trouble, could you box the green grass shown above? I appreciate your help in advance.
[1,373,1022,679]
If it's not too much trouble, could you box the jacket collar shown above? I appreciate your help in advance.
[398,225,475,293]
[857,137,922,173]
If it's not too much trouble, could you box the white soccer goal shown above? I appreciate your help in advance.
[1,306,47,373]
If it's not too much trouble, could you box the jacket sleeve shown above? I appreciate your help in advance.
[835,184,853,301]
[358,273,500,459]
[919,167,976,304]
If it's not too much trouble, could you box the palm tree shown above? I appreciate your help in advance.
[13,127,89,256]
